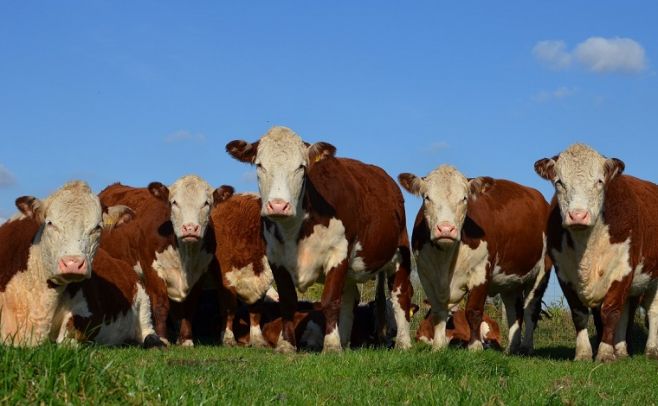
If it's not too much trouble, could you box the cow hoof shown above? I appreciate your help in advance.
[275,340,297,354]
[143,334,167,349]
[645,347,658,359]
[468,340,484,352]
[322,345,343,354]
[179,339,194,347]
[595,343,616,363]
[248,336,269,348]
[395,339,412,350]
[222,333,237,347]
[573,351,593,361]
[518,345,533,356]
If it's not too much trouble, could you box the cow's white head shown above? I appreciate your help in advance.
[226,126,335,220]
[149,175,234,243]
[399,165,494,247]
[15,181,104,285]
[534,144,624,230]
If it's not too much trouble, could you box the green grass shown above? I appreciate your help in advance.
[2,307,658,405]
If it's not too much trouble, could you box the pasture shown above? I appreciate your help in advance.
[3,305,657,405]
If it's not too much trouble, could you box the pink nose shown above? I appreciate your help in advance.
[181,223,201,237]
[435,223,458,240]
[58,256,88,277]
[266,199,291,216]
[567,210,590,226]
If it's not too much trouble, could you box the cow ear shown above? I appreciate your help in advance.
[604,157,625,182]
[534,156,558,181]
[398,173,423,196]
[308,142,336,166]
[15,196,40,219]
[468,176,495,198]
[213,185,235,206]
[148,182,169,202]
[226,140,259,164]
[102,205,135,229]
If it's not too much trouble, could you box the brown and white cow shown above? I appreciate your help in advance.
[226,126,413,352]
[399,165,550,353]
[535,144,658,362]
[416,308,502,350]
[0,181,102,346]
[99,175,230,346]
[210,192,276,347]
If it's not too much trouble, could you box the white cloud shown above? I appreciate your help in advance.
[533,40,572,70]
[533,86,576,102]
[0,164,16,187]
[574,37,647,73]
[533,37,648,74]
[165,130,206,144]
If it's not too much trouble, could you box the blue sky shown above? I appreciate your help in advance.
[1,2,657,300]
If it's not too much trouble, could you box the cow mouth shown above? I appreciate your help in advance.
[180,234,201,243]
[565,223,591,232]
[433,237,458,247]
[49,273,89,285]
[264,212,294,220]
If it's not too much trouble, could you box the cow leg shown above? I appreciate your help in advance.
[218,285,238,346]
[387,245,413,350]
[596,276,632,363]
[592,307,603,348]
[176,282,202,347]
[465,282,488,351]
[501,292,523,354]
[643,286,658,359]
[248,301,268,348]
[338,279,359,349]
[612,302,630,359]
[374,272,387,345]
[520,256,551,354]
[320,259,349,353]
[148,275,171,346]
[272,265,298,353]
[558,276,592,360]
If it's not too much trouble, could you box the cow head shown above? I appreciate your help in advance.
[15,181,103,285]
[399,165,494,247]
[226,126,336,220]
[534,144,624,230]
[149,175,233,243]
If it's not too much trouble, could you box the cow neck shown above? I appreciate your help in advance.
[564,213,605,258]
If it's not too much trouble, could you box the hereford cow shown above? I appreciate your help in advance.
[99,175,232,346]
[399,165,550,353]
[416,308,502,350]
[226,126,413,352]
[210,192,276,347]
[535,144,658,362]
[0,181,102,346]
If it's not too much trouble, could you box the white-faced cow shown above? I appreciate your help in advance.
[399,165,550,353]
[0,181,102,345]
[226,126,413,352]
[535,144,658,362]
[99,175,230,346]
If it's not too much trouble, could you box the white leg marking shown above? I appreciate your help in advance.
[644,288,658,359]
[613,302,630,359]
[337,281,358,349]
[323,327,342,353]
[432,314,449,351]
[502,294,521,353]
[274,330,296,354]
[575,328,593,361]
[249,324,268,348]
[390,287,411,350]
[596,342,616,362]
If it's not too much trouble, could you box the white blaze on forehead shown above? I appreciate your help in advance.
[255,127,308,211]
[168,175,213,236]
[421,165,469,231]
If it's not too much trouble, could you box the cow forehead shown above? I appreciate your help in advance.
[45,188,102,226]
[257,127,307,166]
[556,144,606,182]
[424,165,468,198]
[170,175,213,202]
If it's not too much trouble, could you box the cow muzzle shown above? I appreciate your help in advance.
[54,255,90,283]
[565,209,592,229]
[180,223,202,242]
[265,199,293,218]
[433,222,459,243]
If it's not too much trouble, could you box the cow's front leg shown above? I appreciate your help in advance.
[431,307,450,351]
[597,277,632,362]
[644,287,658,359]
[558,276,592,360]
[247,301,268,348]
[387,244,413,350]
[218,284,238,346]
[148,273,171,346]
[320,259,349,353]
[466,282,488,351]
[612,302,630,359]
[501,292,523,354]
[272,265,298,353]
[175,282,202,347]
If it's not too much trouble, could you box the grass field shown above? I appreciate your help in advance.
[2,304,658,405]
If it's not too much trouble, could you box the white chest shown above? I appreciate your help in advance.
[152,244,213,302]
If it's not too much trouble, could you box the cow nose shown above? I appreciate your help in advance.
[435,222,458,239]
[58,256,88,276]
[267,199,291,216]
[568,210,590,225]
[182,223,201,236]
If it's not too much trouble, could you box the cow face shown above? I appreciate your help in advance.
[226,126,336,220]
[399,166,494,247]
[534,144,624,229]
[16,181,103,285]
[149,175,232,243]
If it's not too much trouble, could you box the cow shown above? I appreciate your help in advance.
[0,181,99,345]
[535,143,658,362]
[226,126,413,352]
[98,175,232,346]
[399,165,550,353]
[210,192,275,347]
[416,307,502,350]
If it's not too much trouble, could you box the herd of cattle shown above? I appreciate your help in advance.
[1,127,657,363]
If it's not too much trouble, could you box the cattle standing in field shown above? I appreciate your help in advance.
[210,192,276,347]
[399,166,550,353]
[416,308,502,350]
[226,126,413,352]
[535,144,658,362]
[99,175,231,346]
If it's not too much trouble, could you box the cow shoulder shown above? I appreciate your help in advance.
[0,216,41,292]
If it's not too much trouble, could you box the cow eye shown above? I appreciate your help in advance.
[555,179,564,188]
[93,224,103,233]
[297,164,306,172]
[463,196,468,202]
[171,200,178,206]
[46,220,53,227]
[204,201,210,207]
[597,179,604,185]
[423,195,431,203]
